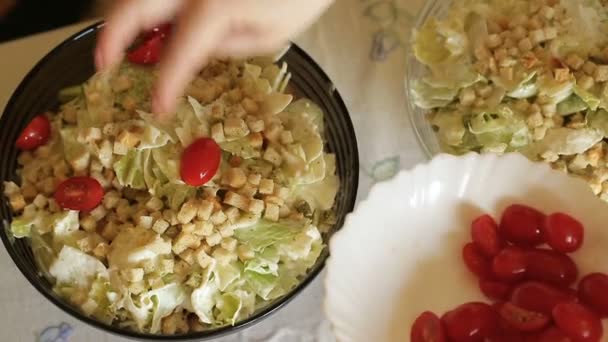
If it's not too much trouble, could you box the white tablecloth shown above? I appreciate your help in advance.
[0,0,427,340]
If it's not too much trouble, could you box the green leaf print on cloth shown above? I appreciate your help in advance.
[364,156,401,182]
[361,0,417,61]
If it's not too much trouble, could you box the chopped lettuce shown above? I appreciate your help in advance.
[51,211,80,239]
[574,85,600,111]
[413,18,462,66]
[219,139,260,159]
[588,109,608,136]
[278,111,323,163]
[108,226,172,269]
[557,95,588,116]
[139,125,171,150]
[214,262,242,291]
[411,80,459,109]
[216,293,242,325]
[58,85,83,104]
[191,266,219,324]
[535,127,603,155]
[506,72,538,99]
[244,247,279,276]
[114,150,147,190]
[10,217,35,238]
[49,245,108,288]
[538,75,574,104]
[82,70,116,127]
[148,283,187,333]
[293,154,339,211]
[431,110,466,146]
[284,99,325,135]
[154,182,197,210]
[234,220,304,252]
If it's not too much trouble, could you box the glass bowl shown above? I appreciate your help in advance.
[405,0,454,159]
[0,22,359,341]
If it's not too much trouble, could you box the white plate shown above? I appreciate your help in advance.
[324,153,608,342]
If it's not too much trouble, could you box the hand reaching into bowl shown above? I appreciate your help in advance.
[95,0,333,116]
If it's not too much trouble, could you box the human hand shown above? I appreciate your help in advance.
[95,0,333,116]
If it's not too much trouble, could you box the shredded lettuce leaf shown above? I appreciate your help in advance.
[50,245,108,288]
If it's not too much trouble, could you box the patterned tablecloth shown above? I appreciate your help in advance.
[0,0,427,341]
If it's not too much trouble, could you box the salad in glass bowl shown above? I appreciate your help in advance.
[3,49,338,334]
[408,0,608,201]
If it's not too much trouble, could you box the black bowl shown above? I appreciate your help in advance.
[0,22,359,341]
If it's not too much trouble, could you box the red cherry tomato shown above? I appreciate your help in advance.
[511,281,577,315]
[486,333,526,342]
[479,279,513,301]
[411,311,447,342]
[499,204,546,246]
[552,302,603,342]
[579,273,608,317]
[492,246,527,282]
[180,137,222,186]
[525,248,578,287]
[498,302,550,332]
[441,302,499,342]
[54,177,104,211]
[142,23,173,40]
[536,327,573,342]
[471,214,503,257]
[543,212,584,253]
[16,114,51,150]
[462,243,492,279]
[127,34,163,65]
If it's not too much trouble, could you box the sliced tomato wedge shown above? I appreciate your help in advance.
[54,177,104,211]
[16,114,51,150]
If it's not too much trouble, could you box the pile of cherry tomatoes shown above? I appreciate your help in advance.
[411,204,608,342]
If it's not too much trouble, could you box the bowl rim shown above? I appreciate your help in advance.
[403,0,449,161]
[0,21,359,341]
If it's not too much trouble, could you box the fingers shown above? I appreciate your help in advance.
[214,30,284,58]
[96,0,182,70]
[152,1,225,115]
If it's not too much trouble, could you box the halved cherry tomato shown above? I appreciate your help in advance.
[16,114,51,150]
[127,34,163,65]
[524,248,578,287]
[479,279,513,301]
[579,273,608,317]
[492,246,527,282]
[498,302,550,332]
[511,281,577,315]
[536,327,573,342]
[462,243,492,279]
[499,204,546,246]
[543,212,584,253]
[54,177,104,211]
[411,311,447,342]
[441,302,499,342]
[552,302,603,342]
[180,137,222,186]
[471,214,503,257]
